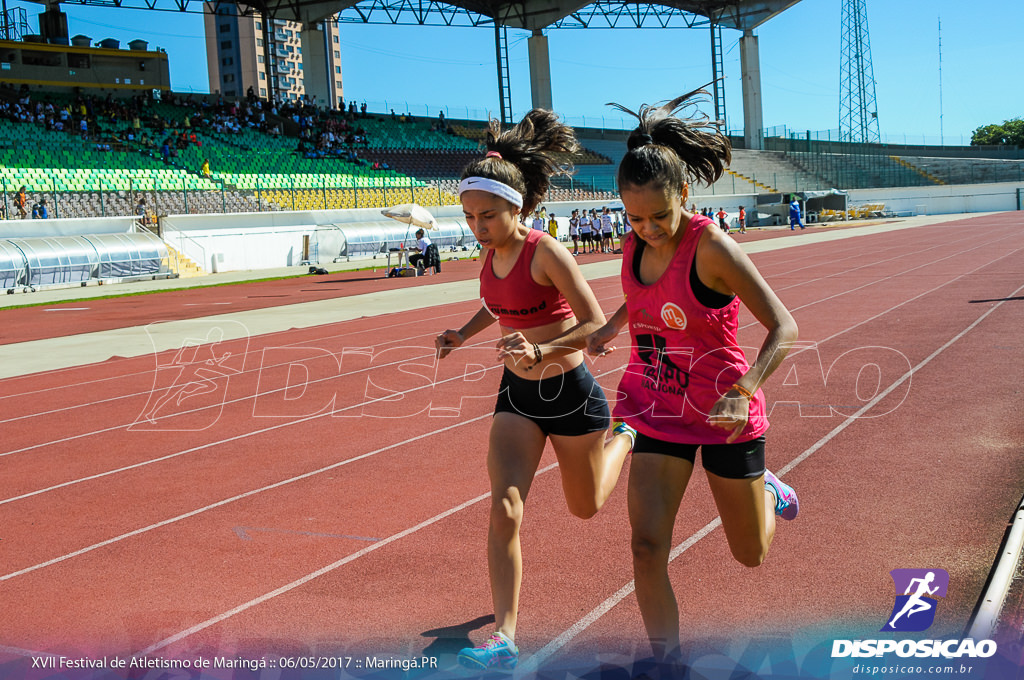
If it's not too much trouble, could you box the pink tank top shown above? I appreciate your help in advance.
[613,215,768,444]
[480,228,575,329]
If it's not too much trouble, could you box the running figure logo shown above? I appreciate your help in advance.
[131,320,248,432]
[881,568,949,632]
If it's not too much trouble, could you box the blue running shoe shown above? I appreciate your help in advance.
[611,421,637,451]
[457,631,519,670]
[763,470,799,520]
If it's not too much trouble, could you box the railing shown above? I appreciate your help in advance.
[161,223,207,275]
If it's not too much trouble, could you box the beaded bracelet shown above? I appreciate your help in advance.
[731,383,754,399]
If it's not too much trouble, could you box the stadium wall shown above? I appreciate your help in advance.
[846,182,1024,216]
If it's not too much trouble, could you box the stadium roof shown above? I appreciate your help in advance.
[45,0,799,32]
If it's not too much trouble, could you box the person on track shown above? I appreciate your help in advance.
[435,109,636,671]
[587,89,801,673]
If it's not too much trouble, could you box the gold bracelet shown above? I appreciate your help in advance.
[731,383,754,399]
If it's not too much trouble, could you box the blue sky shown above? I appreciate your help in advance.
[8,0,1022,144]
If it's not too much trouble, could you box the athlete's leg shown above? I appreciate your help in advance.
[486,411,546,641]
[706,471,776,567]
[628,452,694,663]
[548,425,633,519]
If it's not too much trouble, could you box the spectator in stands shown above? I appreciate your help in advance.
[31,198,47,219]
[200,159,211,179]
[407,228,432,272]
[789,195,805,230]
[136,197,150,225]
[15,186,27,219]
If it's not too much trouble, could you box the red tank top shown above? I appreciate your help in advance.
[613,215,768,444]
[480,228,575,329]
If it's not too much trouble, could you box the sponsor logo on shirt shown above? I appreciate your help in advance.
[488,298,547,319]
[661,302,687,330]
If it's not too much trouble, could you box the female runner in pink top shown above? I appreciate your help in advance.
[588,90,801,672]
[434,109,635,671]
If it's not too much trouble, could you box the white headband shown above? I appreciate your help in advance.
[458,177,524,209]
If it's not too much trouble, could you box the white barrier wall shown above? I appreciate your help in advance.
[161,206,472,272]
[847,182,1024,216]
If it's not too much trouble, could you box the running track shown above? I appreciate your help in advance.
[1,214,1022,679]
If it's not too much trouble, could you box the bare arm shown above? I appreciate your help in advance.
[435,305,497,359]
[587,302,628,357]
[699,227,799,441]
[536,239,608,352]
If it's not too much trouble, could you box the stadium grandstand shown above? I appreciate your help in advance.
[3,89,1021,220]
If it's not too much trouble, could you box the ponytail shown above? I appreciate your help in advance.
[609,86,732,193]
[460,109,578,215]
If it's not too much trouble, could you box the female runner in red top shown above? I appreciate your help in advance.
[588,90,801,673]
[435,109,635,671]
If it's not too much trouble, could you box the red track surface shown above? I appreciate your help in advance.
[1,214,1022,679]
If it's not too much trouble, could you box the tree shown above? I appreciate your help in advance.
[971,118,1024,147]
[1002,119,1024,146]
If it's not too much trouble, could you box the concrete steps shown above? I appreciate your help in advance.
[164,244,205,278]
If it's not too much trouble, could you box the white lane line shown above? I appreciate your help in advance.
[135,461,560,656]
[521,278,1024,673]
[0,357,504,503]
[0,413,494,583]
[0,644,60,659]
[736,235,1021,334]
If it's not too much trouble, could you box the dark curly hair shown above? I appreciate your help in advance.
[609,85,732,195]
[460,109,578,215]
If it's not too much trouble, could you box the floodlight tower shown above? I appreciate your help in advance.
[839,0,880,143]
